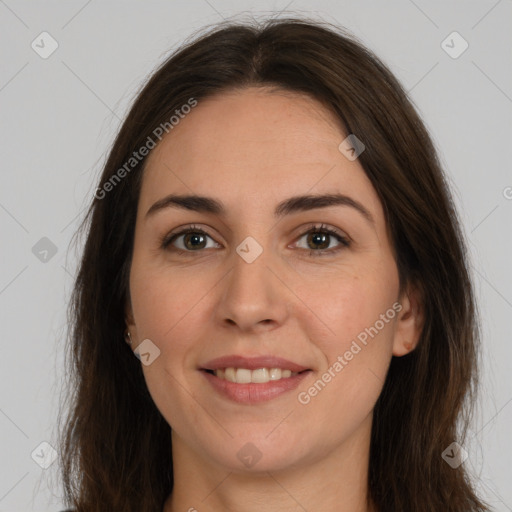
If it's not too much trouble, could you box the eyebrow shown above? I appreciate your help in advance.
[145,193,374,225]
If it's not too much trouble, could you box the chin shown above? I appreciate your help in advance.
[202,433,313,474]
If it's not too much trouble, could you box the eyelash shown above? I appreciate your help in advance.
[160,223,350,257]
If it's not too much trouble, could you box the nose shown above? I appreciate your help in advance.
[214,248,291,334]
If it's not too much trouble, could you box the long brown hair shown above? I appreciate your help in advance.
[57,16,490,511]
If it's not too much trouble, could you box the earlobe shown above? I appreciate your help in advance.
[392,280,424,357]
[124,301,137,346]
[403,341,413,351]
[125,298,137,331]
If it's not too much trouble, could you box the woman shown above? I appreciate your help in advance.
[57,16,490,512]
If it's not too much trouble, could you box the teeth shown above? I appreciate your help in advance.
[213,367,299,383]
[252,368,269,383]
[269,368,281,380]
[236,368,252,384]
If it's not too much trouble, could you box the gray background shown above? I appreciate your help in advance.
[1,1,511,511]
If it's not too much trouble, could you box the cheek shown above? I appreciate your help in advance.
[295,293,396,440]
[130,263,208,345]
[299,262,399,349]
[130,266,209,428]
[293,262,398,406]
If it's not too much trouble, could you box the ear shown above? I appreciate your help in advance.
[125,296,137,338]
[392,279,424,357]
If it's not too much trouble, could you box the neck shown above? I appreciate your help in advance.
[164,413,376,512]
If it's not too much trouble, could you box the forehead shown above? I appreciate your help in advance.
[139,87,384,224]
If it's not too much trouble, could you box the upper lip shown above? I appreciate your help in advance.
[200,355,310,373]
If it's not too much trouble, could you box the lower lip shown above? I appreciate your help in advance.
[201,370,311,404]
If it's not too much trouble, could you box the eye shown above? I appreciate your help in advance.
[293,224,350,257]
[160,223,350,257]
[160,225,220,253]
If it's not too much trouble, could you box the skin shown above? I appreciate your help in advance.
[125,87,423,512]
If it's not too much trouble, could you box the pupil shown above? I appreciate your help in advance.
[309,232,329,250]
[185,233,205,250]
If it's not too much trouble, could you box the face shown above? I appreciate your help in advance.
[126,87,421,473]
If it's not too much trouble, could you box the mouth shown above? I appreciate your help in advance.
[199,355,312,404]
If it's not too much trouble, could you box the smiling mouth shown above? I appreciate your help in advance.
[199,355,312,403]
[203,367,310,384]
[201,367,312,404]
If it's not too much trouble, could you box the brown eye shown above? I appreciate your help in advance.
[181,232,208,250]
[161,227,220,252]
[294,225,350,256]
[306,232,330,250]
